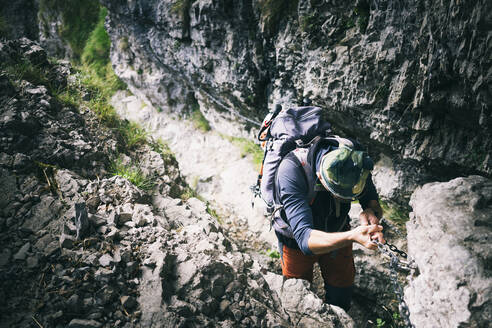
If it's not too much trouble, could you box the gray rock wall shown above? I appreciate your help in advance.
[0,0,39,40]
[101,0,491,204]
[406,176,492,327]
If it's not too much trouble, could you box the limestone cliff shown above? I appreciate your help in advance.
[101,0,491,203]
[1,1,491,327]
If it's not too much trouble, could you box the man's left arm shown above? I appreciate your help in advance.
[358,175,385,243]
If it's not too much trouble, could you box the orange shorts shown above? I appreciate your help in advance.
[280,244,355,288]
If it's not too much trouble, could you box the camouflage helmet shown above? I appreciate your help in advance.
[318,144,374,200]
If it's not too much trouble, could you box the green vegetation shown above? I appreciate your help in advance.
[39,0,100,60]
[3,58,54,88]
[300,13,318,33]
[119,37,129,51]
[267,249,280,259]
[354,3,370,34]
[191,103,211,132]
[178,183,223,223]
[81,7,112,73]
[380,200,409,232]
[345,17,355,29]
[372,312,402,328]
[150,137,179,167]
[220,134,263,169]
[171,0,194,20]
[259,248,280,259]
[173,40,182,50]
[258,0,298,35]
[120,121,148,150]
[110,158,155,191]
[206,204,221,223]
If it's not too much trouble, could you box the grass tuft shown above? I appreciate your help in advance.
[190,102,211,132]
[221,134,263,169]
[120,121,148,150]
[3,59,53,88]
[110,158,155,191]
[81,7,112,73]
[39,0,100,60]
[150,138,178,165]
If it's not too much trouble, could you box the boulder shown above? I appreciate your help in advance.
[406,176,492,327]
[13,242,30,261]
[264,272,355,328]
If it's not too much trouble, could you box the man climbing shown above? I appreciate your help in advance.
[274,137,384,311]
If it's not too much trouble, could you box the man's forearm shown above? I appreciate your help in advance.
[307,229,354,255]
[307,224,383,255]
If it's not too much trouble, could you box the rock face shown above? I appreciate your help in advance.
[0,38,352,327]
[0,0,39,40]
[101,0,491,204]
[406,176,492,327]
[37,0,101,59]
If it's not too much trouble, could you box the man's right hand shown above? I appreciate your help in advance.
[351,225,383,250]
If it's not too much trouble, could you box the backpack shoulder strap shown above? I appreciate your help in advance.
[291,148,317,204]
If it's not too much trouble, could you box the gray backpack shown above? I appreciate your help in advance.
[251,105,361,237]
[251,105,331,212]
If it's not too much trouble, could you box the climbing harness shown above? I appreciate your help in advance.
[374,237,417,328]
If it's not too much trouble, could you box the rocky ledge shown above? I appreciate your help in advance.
[0,39,358,328]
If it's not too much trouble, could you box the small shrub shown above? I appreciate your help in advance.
[376,318,385,327]
[267,249,280,259]
[3,59,54,88]
[191,103,211,132]
[110,158,155,191]
[380,200,409,232]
